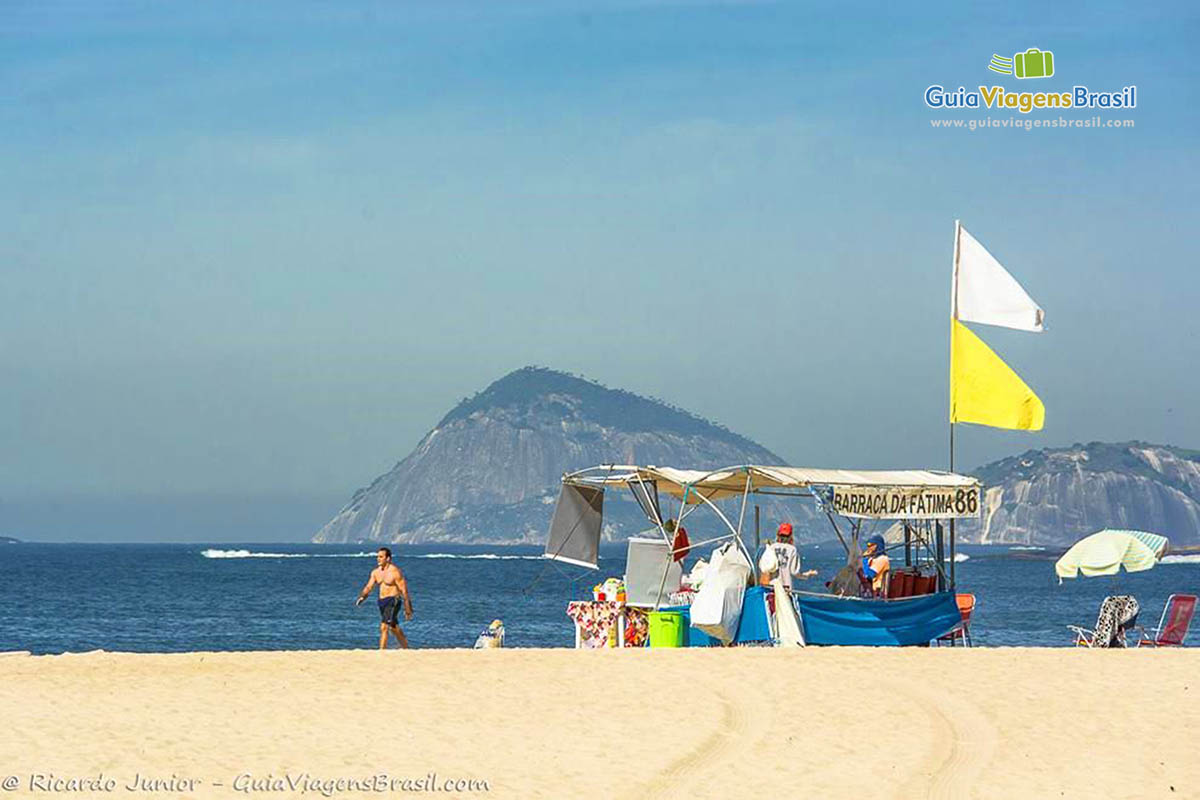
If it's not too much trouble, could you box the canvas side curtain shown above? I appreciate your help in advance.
[543,484,604,569]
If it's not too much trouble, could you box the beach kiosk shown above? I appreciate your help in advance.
[544,464,982,646]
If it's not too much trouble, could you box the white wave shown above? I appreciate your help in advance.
[1161,554,1200,565]
[202,549,546,561]
[411,553,543,560]
[201,549,376,559]
[1008,545,1046,551]
[943,552,970,563]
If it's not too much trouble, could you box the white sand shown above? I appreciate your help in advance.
[1,648,1196,799]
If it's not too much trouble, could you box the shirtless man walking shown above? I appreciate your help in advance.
[355,547,414,649]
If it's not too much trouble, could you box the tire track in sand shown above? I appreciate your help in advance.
[896,682,997,800]
[641,690,750,800]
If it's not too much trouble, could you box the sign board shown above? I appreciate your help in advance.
[829,485,981,520]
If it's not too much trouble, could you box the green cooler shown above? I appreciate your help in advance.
[647,611,686,647]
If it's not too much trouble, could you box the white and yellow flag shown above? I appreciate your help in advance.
[950,222,1045,431]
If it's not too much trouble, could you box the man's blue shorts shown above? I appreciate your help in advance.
[378,596,403,626]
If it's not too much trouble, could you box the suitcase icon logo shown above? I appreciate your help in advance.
[988,48,1055,79]
[1014,48,1054,79]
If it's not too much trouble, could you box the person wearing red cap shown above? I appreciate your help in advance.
[759,522,817,589]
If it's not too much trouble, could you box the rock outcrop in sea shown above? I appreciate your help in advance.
[961,442,1200,546]
[312,367,793,544]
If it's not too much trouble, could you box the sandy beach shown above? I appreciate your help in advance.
[1,648,1195,799]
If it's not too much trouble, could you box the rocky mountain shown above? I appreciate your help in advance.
[313,367,790,544]
[314,368,1200,548]
[960,442,1200,547]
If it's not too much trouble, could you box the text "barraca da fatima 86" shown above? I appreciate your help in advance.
[832,487,980,519]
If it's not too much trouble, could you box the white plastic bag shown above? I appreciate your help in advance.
[685,558,709,588]
[689,542,751,644]
[758,544,778,575]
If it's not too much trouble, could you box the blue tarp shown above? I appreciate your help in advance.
[797,591,962,646]
[662,588,961,647]
[733,586,773,644]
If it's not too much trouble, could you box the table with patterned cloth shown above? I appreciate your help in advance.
[566,602,649,648]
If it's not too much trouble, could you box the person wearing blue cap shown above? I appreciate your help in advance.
[861,535,891,596]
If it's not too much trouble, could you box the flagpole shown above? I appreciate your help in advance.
[949,219,962,590]
[950,219,962,473]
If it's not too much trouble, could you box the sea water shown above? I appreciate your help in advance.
[1,542,1196,653]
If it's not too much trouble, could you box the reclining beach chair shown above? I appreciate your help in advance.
[935,593,977,647]
[1069,595,1140,648]
[913,574,937,596]
[887,568,915,599]
[1134,593,1196,647]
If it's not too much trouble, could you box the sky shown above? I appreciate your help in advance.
[2,1,1198,540]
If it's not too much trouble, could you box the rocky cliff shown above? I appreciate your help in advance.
[314,367,1200,547]
[961,442,1200,546]
[313,367,791,544]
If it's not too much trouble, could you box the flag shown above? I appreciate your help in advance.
[955,226,1045,332]
[950,319,1044,430]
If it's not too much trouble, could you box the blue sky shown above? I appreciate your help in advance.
[2,1,1198,536]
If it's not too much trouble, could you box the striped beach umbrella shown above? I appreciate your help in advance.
[1055,529,1170,580]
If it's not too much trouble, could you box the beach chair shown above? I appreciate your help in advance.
[913,574,937,596]
[936,593,977,647]
[1134,593,1196,647]
[1068,595,1140,648]
[887,569,916,599]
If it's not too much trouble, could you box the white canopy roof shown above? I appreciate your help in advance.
[546,465,982,566]
[564,464,979,503]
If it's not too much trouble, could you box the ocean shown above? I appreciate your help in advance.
[2,541,1197,654]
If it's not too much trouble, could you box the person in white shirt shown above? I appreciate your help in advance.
[759,523,817,589]
[757,522,817,646]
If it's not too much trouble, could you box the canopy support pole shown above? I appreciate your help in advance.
[755,505,761,553]
[824,510,851,556]
[734,471,752,554]
[652,550,672,613]
[631,472,669,544]
[653,481,748,611]
[935,521,946,592]
[904,522,912,567]
[688,483,754,564]
[673,531,746,553]
[949,520,957,589]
